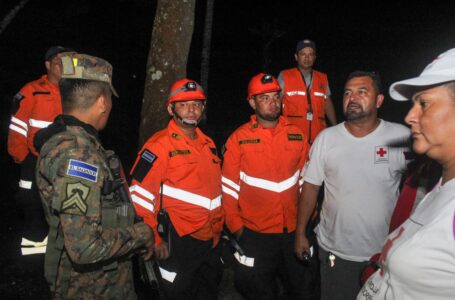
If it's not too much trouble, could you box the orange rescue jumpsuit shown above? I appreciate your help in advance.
[130,119,223,246]
[222,115,309,234]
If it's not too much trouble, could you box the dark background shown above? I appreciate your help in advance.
[1,0,455,298]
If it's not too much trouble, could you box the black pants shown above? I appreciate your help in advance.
[158,226,223,300]
[16,154,48,242]
[234,228,315,300]
[319,247,369,300]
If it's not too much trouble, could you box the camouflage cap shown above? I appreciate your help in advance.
[60,53,118,97]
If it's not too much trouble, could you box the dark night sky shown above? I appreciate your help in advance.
[1,0,455,165]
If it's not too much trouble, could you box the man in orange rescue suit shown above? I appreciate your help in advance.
[8,46,73,256]
[278,39,337,144]
[130,79,223,299]
[222,73,312,299]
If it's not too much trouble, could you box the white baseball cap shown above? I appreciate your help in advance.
[390,48,455,101]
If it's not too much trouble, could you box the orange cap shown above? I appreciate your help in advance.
[167,78,206,106]
[247,73,281,99]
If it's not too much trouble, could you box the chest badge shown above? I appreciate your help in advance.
[374,146,389,164]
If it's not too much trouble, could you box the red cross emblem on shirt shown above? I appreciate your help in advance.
[377,148,387,157]
[375,146,389,163]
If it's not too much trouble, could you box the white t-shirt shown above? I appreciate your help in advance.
[358,178,455,300]
[304,120,410,261]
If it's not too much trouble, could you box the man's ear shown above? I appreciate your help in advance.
[248,98,256,110]
[376,94,385,108]
[167,104,174,116]
[45,61,51,72]
[97,94,108,113]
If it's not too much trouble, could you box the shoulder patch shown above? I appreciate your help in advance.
[61,182,90,215]
[288,133,303,141]
[239,139,260,145]
[67,159,99,183]
[169,149,191,157]
[131,149,157,183]
[11,93,25,114]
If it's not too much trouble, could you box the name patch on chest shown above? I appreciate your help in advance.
[288,133,303,141]
[169,149,191,157]
[67,159,98,182]
[239,139,260,145]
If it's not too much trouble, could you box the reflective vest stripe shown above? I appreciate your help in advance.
[29,118,52,128]
[19,179,32,189]
[162,184,221,210]
[131,194,155,213]
[130,184,155,202]
[159,267,177,283]
[222,176,240,191]
[239,170,300,193]
[9,124,28,137]
[286,91,306,96]
[11,116,28,130]
[222,184,239,200]
[313,91,326,98]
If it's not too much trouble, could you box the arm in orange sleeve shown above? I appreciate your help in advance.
[221,133,244,234]
[8,85,35,163]
[129,139,168,246]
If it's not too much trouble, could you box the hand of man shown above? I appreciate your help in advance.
[294,233,310,260]
[154,241,169,260]
[143,233,155,261]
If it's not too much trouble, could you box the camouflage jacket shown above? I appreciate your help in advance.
[35,115,151,299]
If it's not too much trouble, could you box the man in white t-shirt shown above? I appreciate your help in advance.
[295,71,410,300]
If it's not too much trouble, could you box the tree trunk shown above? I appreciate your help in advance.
[139,0,196,146]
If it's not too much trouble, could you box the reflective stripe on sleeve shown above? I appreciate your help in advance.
[222,176,240,191]
[130,184,155,202]
[234,251,255,267]
[131,195,155,213]
[239,170,300,193]
[9,124,28,137]
[29,118,52,128]
[11,116,28,130]
[162,184,221,210]
[159,267,177,283]
[19,179,32,189]
[222,184,239,200]
[21,236,47,255]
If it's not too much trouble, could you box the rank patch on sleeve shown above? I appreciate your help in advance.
[132,149,157,182]
[61,182,90,215]
[67,159,99,183]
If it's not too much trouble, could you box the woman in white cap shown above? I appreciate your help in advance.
[358,49,455,299]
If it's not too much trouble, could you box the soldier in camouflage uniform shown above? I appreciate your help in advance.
[34,53,154,299]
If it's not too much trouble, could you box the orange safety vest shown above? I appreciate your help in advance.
[130,119,223,246]
[8,75,62,162]
[279,68,329,144]
[222,115,310,234]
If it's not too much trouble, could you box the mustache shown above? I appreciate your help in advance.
[347,103,361,109]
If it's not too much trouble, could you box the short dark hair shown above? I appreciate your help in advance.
[59,78,111,113]
[346,71,383,94]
